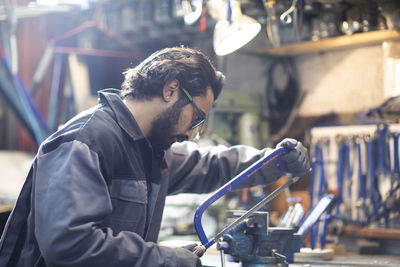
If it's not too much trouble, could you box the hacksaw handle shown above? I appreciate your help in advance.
[192,245,206,257]
[193,146,289,248]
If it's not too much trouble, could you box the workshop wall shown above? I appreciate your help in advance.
[221,38,398,117]
[297,44,385,116]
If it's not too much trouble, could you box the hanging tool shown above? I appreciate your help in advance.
[280,0,299,24]
[263,0,280,47]
[343,138,354,221]
[193,147,304,256]
[349,138,360,223]
[376,124,390,226]
[335,136,345,217]
[338,137,363,225]
[307,141,318,249]
[309,139,328,248]
[182,0,203,26]
[356,137,368,224]
[309,142,319,209]
[366,135,379,221]
[279,0,305,42]
[376,124,390,201]
[385,133,400,225]
[319,140,332,245]
[292,0,304,41]
[390,133,400,194]
[317,140,329,204]
[377,132,400,225]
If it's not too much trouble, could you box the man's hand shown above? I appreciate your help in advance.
[182,243,205,257]
[276,138,311,177]
[176,243,203,267]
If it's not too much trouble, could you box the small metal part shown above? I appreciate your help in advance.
[220,248,226,267]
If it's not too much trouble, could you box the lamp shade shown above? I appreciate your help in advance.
[213,14,261,56]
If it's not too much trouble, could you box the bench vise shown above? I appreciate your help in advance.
[217,211,301,267]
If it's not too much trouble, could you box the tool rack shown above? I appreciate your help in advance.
[309,123,400,251]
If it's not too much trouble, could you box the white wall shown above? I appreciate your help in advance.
[297,41,400,116]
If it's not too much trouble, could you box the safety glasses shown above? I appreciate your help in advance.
[180,87,206,129]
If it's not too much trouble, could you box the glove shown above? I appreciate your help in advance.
[182,243,198,252]
[177,244,203,267]
[182,243,205,258]
[275,138,311,177]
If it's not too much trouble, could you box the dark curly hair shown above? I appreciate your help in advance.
[121,47,225,101]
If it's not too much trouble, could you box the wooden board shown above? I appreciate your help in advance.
[344,226,400,239]
[252,30,400,56]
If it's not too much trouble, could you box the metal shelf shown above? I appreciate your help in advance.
[252,30,400,56]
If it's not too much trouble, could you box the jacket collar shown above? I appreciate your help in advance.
[98,88,145,141]
[98,89,166,168]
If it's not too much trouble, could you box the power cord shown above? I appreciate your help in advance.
[265,58,301,140]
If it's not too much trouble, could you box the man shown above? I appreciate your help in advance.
[0,47,310,266]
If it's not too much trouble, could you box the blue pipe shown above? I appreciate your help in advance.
[0,62,38,142]
[13,73,49,135]
[0,51,49,144]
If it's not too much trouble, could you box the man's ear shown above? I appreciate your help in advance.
[163,80,180,102]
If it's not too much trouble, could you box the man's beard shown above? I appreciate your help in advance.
[148,98,188,151]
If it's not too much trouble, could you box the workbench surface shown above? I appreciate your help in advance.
[201,252,400,267]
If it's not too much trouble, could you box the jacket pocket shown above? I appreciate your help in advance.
[108,179,148,235]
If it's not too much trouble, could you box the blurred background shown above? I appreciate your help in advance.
[1,0,400,265]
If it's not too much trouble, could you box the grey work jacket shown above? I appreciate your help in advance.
[0,89,283,267]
